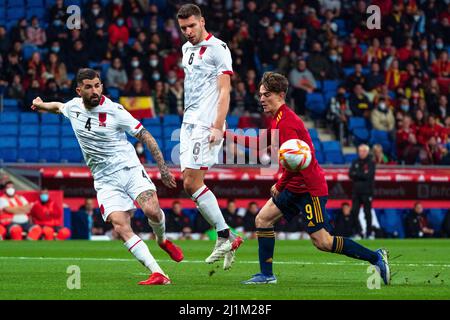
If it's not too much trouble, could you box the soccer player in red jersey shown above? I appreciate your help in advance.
[227,72,390,285]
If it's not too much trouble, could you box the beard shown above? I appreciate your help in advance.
[83,94,100,108]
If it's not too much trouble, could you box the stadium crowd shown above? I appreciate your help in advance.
[0,0,449,165]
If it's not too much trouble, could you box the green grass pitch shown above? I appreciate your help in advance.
[0,239,449,300]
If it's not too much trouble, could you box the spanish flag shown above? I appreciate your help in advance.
[119,96,155,119]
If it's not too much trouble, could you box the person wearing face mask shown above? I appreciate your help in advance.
[108,16,129,46]
[326,48,344,80]
[134,142,147,164]
[371,97,395,133]
[29,189,71,240]
[0,181,42,240]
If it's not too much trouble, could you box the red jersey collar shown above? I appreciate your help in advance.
[99,95,106,105]
[273,104,287,118]
[205,32,212,41]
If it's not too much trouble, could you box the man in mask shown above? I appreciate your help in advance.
[29,188,71,240]
[0,181,42,240]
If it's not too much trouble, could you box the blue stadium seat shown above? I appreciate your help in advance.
[321,140,341,152]
[353,127,370,144]
[427,209,446,234]
[6,8,26,21]
[359,44,368,55]
[40,137,59,148]
[106,87,120,101]
[64,0,82,6]
[379,209,405,238]
[312,138,321,151]
[162,115,182,126]
[343,67,355,76]
[20,124,39,136]
[27,0,44,7]
[142,117,161,127]
[306,93,327,118]
[41,112,60,124]
[19,136,38,148]
[323,80,339,93]
[315,150,325,164]
[144,150,154,164]
[40,125,60,136]
[308,128,319,140]
[2,99,19,111]
[39,148,60,162]
[61,124,75,137]
[0,112,19,124]
[20,112,39,124]
[164,141,180,164]
[26,8,46,20]
[325,151,344,164]
[348,117,366,132]
[149,126,163,138]
[0,137,17,148]
[0,148,17,162]
[61,137,79,149]
[370,129,392,154]
[60,148,83,163]
[163,125,180,139]
[3,124,19,136]
[344,153,358,163]
[18,148,39,162]
[226,115,239,128]
[7,0,25,8]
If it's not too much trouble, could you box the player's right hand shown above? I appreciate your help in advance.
[161,171,177,189]
[31,97,43,111]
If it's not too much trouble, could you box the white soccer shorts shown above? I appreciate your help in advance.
[179,123,223,172]
[94,165,156,221]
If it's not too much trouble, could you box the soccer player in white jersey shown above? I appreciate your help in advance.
[31,68,183,285]
[177,4,243,270]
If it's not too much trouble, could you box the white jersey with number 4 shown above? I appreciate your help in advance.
[61,95,143,180]
[182,33,233,127]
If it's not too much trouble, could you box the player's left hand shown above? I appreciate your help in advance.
[161,171,177,189]
[209,127,224,146]
[270,184,280,199]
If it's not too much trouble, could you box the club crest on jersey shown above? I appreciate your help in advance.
[99,112,107,127]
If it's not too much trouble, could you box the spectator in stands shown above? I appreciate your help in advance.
[231,81,258,115]
[124,68,151,96]
[432,51,450,94]
[349,84,372,119]
[165,201,192,240]
[385,59,407,91]
[10,19,28,44]
[288,58,316,116]
[433,95,449,121]
[66,40,89,73]
[307,41,330,81]
[87,16,109,62]
[385,3,409,45]
[327,86,352,145]
[43,78,64,102]
[108,16,129,46]
[26,16,47,47]
[168,79,184,116]
[349,144,376,239]
[221,199,244,232]
[6,75,25,102]
[71,198,109,239]
[86,1,107,28]
[134,141,147,164]
[342,33,363,66]
[365,62,384,92]
[243,201,259,239]
[29,188,71,240]
[397,38,414,64]
[372,144,390,165]
[152,81,169,115]
[371,97,396,140]
[326,48,344,80]
[26,52,47,89]
[106,57,128,92]
[333,202,361,238]
[0,26,10,54]
[49,0,68,24]
[46,52,71,90]
[405,202,435,238]
[346,63,366,89]
[0,181,41,240]
[363,38,384,66]
[396,115,421,164]
[3,52,25,83]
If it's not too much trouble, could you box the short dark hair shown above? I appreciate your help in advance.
[76,68,100,86]
[177,4,202,19]
[259,72,289,94]
[4,180,13,186]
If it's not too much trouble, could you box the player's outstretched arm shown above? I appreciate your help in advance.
[135,128,177,188]
[31,97,64,114]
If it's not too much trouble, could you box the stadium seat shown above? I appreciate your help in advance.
[315,150,325,164]
[163,125,180,139]
[19,136,38,148]
[61,137,79,149]
[2,124,19,136]
[20,112,39,124]
[379,209,405,238]
[226,115,239,128]
[323,80,339,93]
[306,93,327,118]
[26,8,46,20]
[18,148,39,162]
[343,67,355,76]
[60,148,83,163]
[325,151,344,164]
[39,148,60,163]
[0,112,19,124]
[162,115,182,126]
[352,127,370,144]
[165,141,180,164]
[142,117,161,127]
[148,126,163,138]
[41,112,60,124]
[2,99,19,111]
[61,124,75,137]
[41,125,60,136]
[6,8,26,21]
[106,87,120,101]
[27,0,44,7]
[344,153,358,163]
[312,138,321,151]
[20,124,39,136]
[427,209,446,234]
[321,140,341,152]
[348,117,366,132]
[64,0,82,6]
[7,0,25,7]
[370,129,392,154]
[40,137,59,149]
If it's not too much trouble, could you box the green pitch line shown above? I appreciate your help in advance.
[0,240,449,300]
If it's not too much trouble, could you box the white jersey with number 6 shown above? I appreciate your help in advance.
[61,95,143,180]
[182,33,233,127]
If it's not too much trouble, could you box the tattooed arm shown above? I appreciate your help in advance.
[135,128,176,188]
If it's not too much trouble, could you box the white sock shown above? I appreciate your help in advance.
[192,185,229,232]
[147,210,167,244]
[124,235,164,275]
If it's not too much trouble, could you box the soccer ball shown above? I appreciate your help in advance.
[278,139,312,171]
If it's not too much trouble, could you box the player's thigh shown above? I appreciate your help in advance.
[94,178,135,222]
[180,124,219,171]
[255,198,283,228]
[297,194,333,235]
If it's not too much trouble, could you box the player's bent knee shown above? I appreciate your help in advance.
[255,214,271,228]
[311,232,333,252]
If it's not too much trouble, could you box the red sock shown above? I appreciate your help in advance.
[56,227,71,240]
[27,225,42,240]
[42,226,55,240]
[9,225,23,240]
